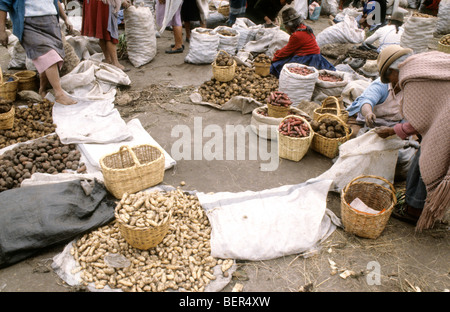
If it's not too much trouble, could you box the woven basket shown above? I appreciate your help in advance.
[13,70,38,91]
[100,144,165,199]
[267,103,290,118]
[313,96,349,123]
[218,2,230,16]
[311,113,352,158]
[212,50,236,82]
[0,72,19,102]
[341,175,396,239]
[115,201,172,250]
[0,104,14,130]
[254,61,271,77]
[437,34,450,54]
[278,115,313,161]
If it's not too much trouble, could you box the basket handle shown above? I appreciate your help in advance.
[321,96,341,114]
[120,145,141,167]
[343,175,396,199]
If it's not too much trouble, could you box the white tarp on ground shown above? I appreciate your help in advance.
[78,118,176,172]
[197,180,340,261]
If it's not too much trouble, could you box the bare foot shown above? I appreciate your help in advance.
[55,93,77,105]
[112,62,125,71]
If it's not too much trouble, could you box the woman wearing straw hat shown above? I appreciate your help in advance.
[374,45,450,230]
[269,7,335,78]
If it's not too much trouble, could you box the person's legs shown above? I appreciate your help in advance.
[98,39,112,64]
[184,21,191,42]
[44,63,77,105]
[105,40,124,70]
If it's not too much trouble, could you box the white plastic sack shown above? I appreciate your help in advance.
[190,92,262,114]
[341,79,372,107]
[436,0,450,35]
[279,63,319,105]
[213,26,240,55]
[197,180,340,261]
[185,28,220,64]
[316,15,365,48]
[7,34,26,69]
[243,26,284,55]
[265,28,290,59]
[312,70,349,102]
[321,0,339,16]
[124,5,157,67]
[294,0,309,19]
[400,14,437,53]
[312,130,407,193]
[77,118,176,172]
[232,18,260,51]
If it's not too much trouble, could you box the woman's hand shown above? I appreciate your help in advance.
[374,126,396,138]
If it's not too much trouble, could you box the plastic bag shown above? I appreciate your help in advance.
[400,14,437,53]
[436,0,450,35]
[312,69,349,102]
[124,5,157,67]
[213,26,240,55]
[231,18,260,51]
[278,63,319,104]
[185,28,220,64]
[316,15,365,48]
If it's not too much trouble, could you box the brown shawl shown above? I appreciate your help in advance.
[398,51,450,231]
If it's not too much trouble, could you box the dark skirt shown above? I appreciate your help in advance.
[21,15,64,61]
[270,54,336,78]
[405,148,427,210]
[82,0,118,44]
[181,0,201,22]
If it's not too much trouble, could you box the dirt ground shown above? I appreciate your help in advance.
[0,11,448,294]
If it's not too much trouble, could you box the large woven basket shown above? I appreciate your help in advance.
[212,50,236,82]
[0,104,14,130]
[100,144,165,199]
[115,198,172,250]
[218,2,230,16]
[341,175,396,239]
[311,113,352,159]
[0,71,19,102]
[13,70,38,91]
[254,61,271,77]
[313,96,349,123]
[278,115,313,161]
[437,34,450,54]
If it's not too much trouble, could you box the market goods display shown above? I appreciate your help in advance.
[267,91,292,118]
[313,96,349,123]
[253,53,271,77]
[318,72,343,82]
[438,34,450,53]
[198,65,278,105]
[279,63,319,104]
[0,73,19,102]
[216,29,235,37]
[212,50,236,82]
[72,189,233,292]
[0,102,14,130]
[0,100,57,149]
[278,115,313,162]
[288,66,315,76]
[311,113,351,158]
[0,134,85,192]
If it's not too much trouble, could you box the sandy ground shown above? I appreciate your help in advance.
[0,10,448,294]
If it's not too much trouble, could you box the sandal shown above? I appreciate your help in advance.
[165,46,184,54]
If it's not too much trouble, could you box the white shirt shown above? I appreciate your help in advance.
[24,0,57,17]
[364,24,404,52]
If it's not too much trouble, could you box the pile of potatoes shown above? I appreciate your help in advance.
[198,65,278,105]
[440,35,450,46]
[0,134,85,192]
[310,117,347,139]
[214,51,235,67]
[216,29,236,37]
[72,189,234,292]
[0,99,57,149]
[253,53,271,64]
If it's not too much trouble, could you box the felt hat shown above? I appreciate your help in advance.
[390,11,404,23]
[377,45,412,83]
[282,7,301,25]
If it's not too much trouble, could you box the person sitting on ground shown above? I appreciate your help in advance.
[362,11,404,52]
[270,7,336,78]
[0,0,76,105]
[346,45,413,135]
[374,47,450,230]
[245,0,292,26]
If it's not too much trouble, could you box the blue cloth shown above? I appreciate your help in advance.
[346,78,389,117]
[270,54,336,78]
[228,0,246,26]
[0,0,60,41]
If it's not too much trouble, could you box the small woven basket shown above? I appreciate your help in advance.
[254,61,271,77]
[341,175,396,239]
[0,104,15,130]
[212,50,236,82]
[100,144,165,199]
[115,199,172,250]
[13,70,38,91]
[218,2,230,16]
[0,71,19,102]
[438,34,450,54]
[267,103,290,118]
[311,113,352,159]
[313,96,349,123]
[278,115,313,162]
